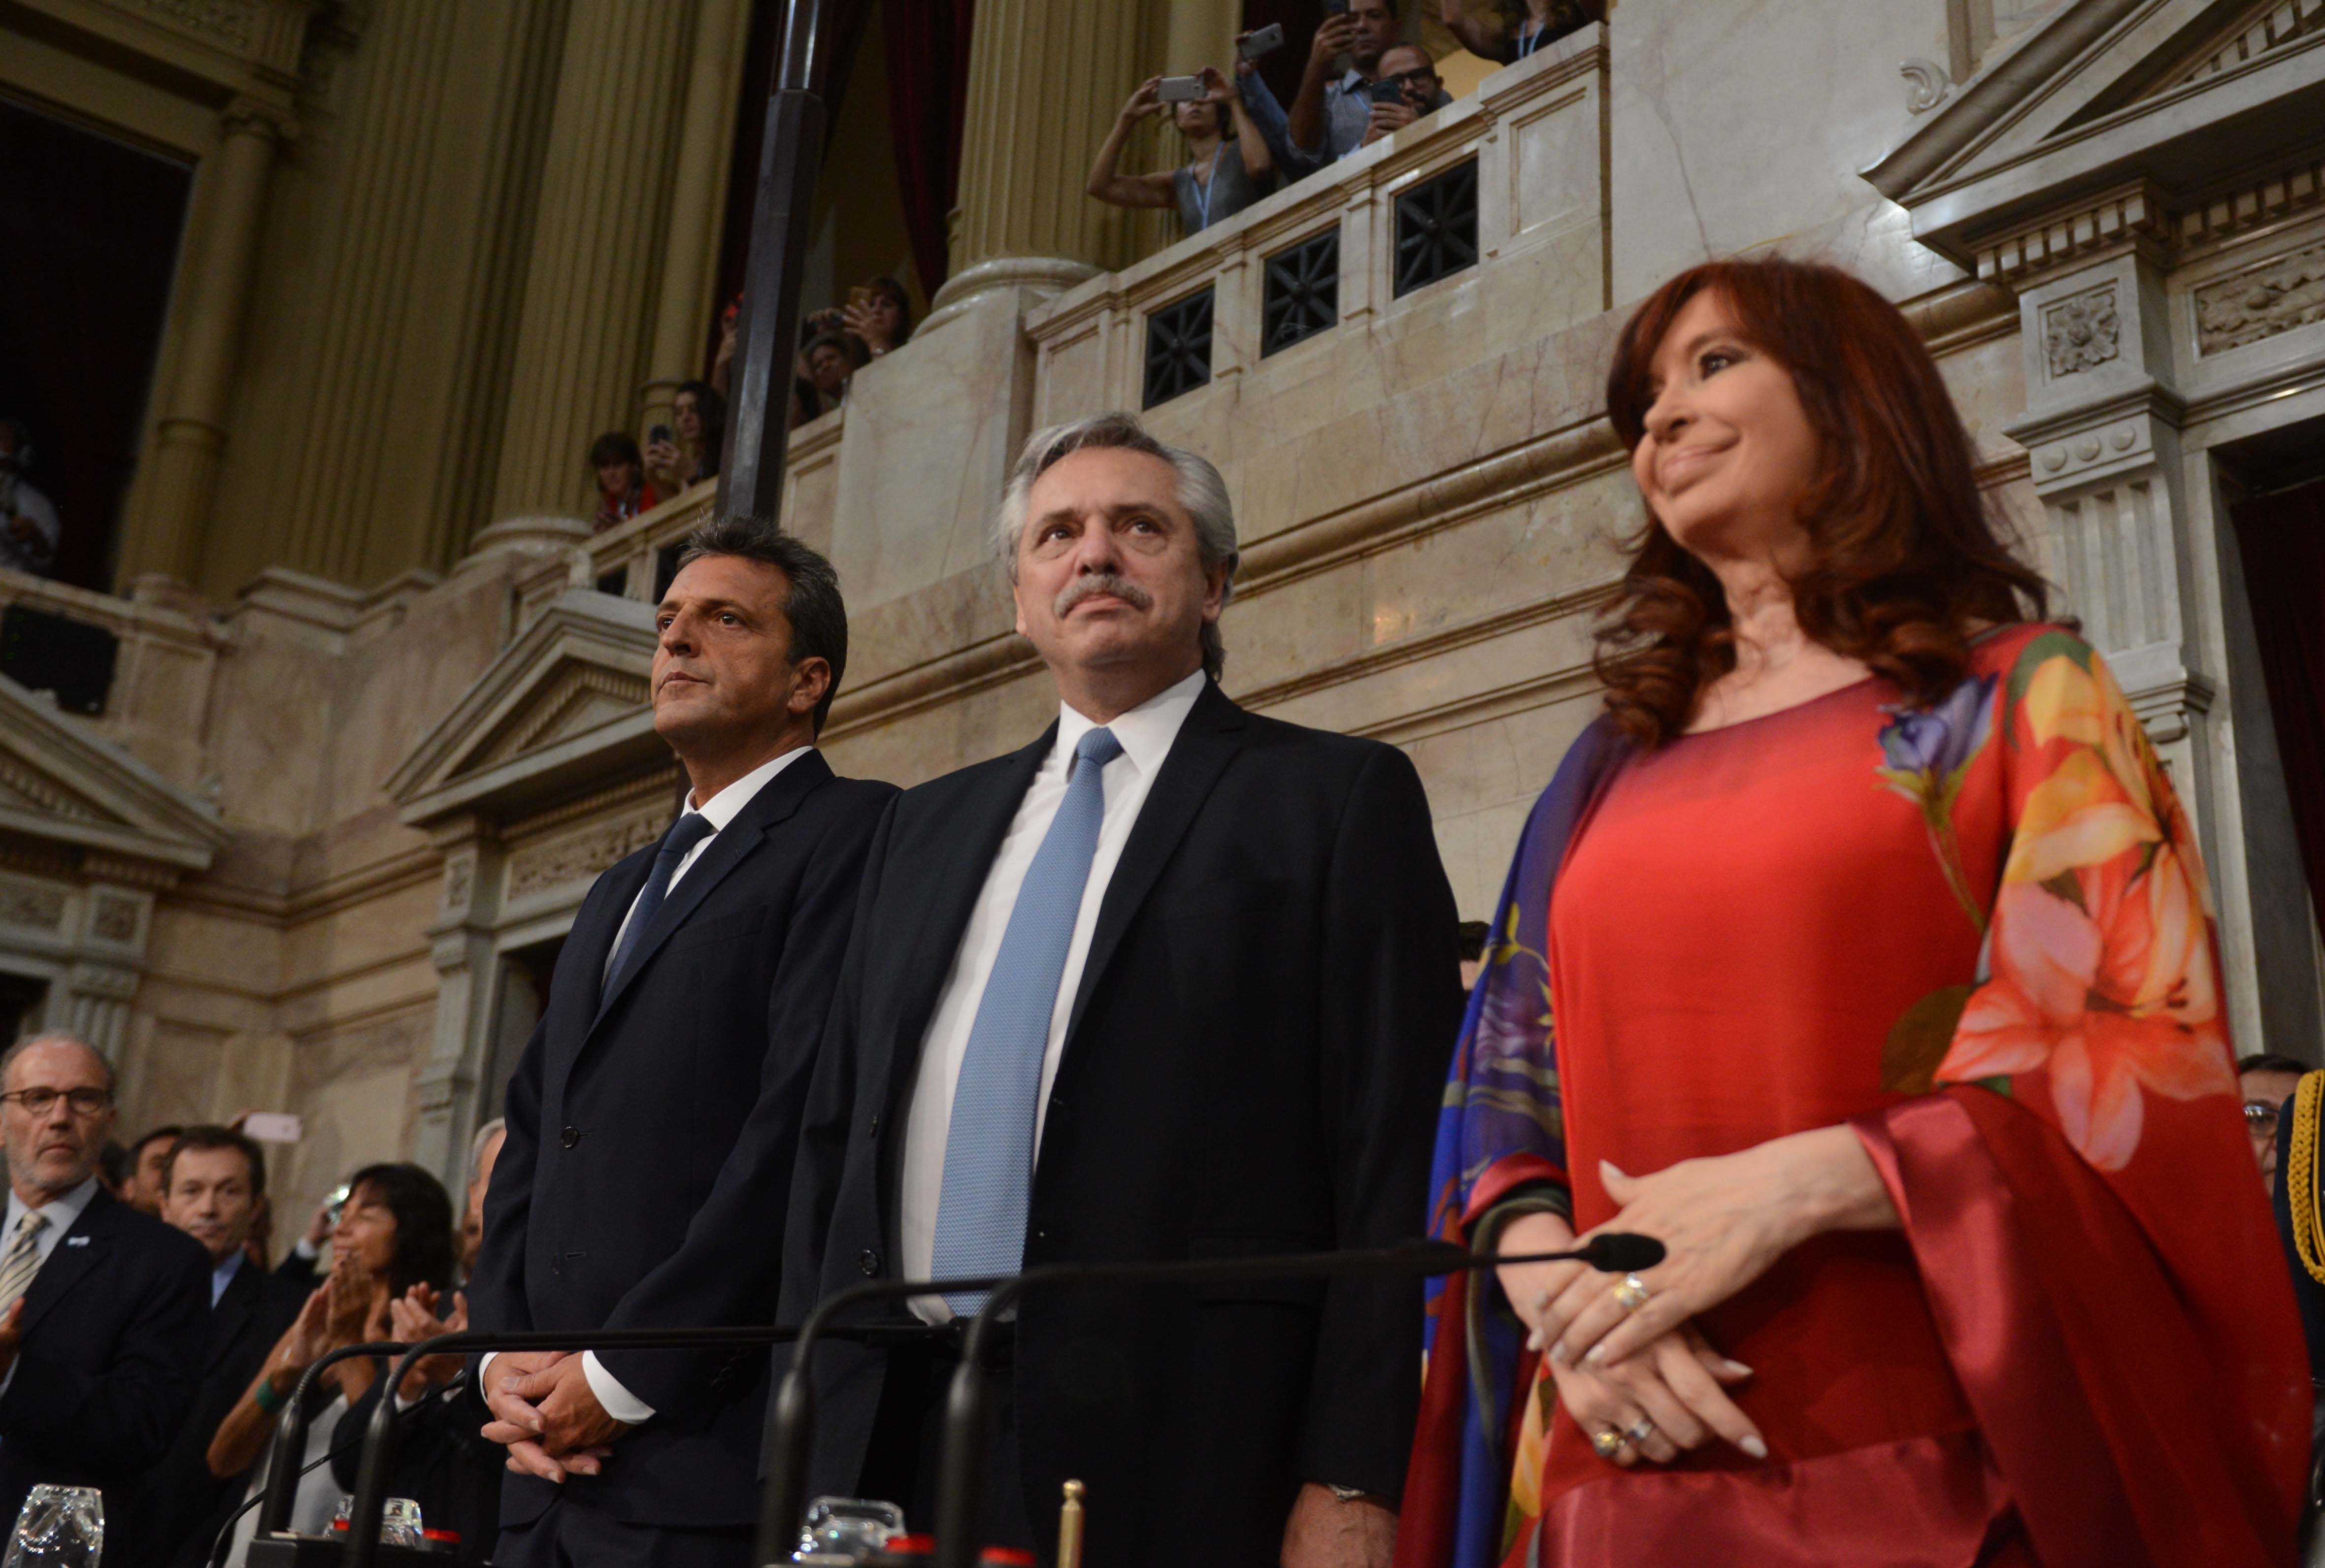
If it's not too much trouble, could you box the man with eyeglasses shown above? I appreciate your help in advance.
[1358,45,1451,148]
[2239,1051,2309,1194]
[0,1033,209,1544]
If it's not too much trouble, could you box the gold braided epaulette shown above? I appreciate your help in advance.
[2288,1070,2325,1286]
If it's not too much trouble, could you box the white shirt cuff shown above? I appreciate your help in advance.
[582,1351,656,1423]
[478,1350,499,1390]
[295,1237,321,1261]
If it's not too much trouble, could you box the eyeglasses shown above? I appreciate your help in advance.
[0,1086,112,1117]
[1380,67,1439,90]
[2245,1100,2282,1136]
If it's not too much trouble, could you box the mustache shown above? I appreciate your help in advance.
[1054,573,1153,617]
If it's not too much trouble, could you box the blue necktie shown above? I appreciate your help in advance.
[930,727,1124,1312]
[602,812,716,999]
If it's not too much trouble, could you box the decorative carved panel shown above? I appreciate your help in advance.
[2194,240,2325,355]
[505,806,668,902]
[91,893,140,943]
[472,665,650,773]
[2042,285,2120,377]
[0,877,67,932]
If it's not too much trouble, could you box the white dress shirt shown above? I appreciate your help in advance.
[210,1247,246,1307]
[485,744,813,1424]
[900,669,1207,1323]
[0,1174,100,1403]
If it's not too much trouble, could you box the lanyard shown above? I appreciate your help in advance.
[1192,141,1225,229]
[1515,19,1546,58]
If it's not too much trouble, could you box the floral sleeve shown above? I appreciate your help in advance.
[1933,631,2235,1171]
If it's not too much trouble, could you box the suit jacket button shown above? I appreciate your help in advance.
[561,1126,581,1149]
[858,1248,881,1276]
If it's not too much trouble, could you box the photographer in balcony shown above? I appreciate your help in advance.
[1358,45,1450,146]
[1087,68,1274,238]
[643,380,726,500]
[1238,0,1404,179]
[1439,0,1599,65]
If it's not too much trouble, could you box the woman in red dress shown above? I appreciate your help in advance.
[1397,257,2308,1568]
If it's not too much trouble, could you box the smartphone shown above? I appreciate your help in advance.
[242,1111,302,1143]
[1157,75,1205,102]
[647,423,674,447]
[1238,23,1285,60]
[1370,79,1404,105]
[847,283,874,309]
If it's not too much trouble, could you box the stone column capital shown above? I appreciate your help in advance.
[221,96,299,144]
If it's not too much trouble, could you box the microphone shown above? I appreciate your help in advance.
[1570,1232,1665,1274]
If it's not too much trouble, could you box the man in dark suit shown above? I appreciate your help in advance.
[472,522,896,1567]
[138,1124,310,1566]
[781,412,1464,1568]
[0,1034,210,1544]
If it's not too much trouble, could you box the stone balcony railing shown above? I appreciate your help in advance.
[507,30,1621,766]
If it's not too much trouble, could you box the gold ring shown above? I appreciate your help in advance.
[1624,1416,1656,1446]
[1589,1427,1627,1458]
[1612,1273,1652,1313]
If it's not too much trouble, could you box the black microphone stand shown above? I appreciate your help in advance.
[930,1239,1657,1568]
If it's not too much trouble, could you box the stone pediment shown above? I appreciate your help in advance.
[388,589,665,828]
[0,674,225,876]
[1865,0,2325,279]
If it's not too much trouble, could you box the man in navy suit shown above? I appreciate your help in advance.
[0,1033,210,1544]
[471,522,895,1567]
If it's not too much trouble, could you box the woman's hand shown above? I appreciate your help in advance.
[1495,1209,1588,1348]
[1547,1323,1764,1465]
[391,1286,467,1402]
[1199,65,1235,103]
[321,1249,376,1347]
[840,300,894,356]
[642,437,684,492]
[277,1283,332,1372]
[1121,77,1163,123]
[1545,1127,1898,1369]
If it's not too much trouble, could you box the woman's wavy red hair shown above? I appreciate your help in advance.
[1594,257,2048,747]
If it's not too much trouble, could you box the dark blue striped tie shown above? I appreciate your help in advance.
[602,812,716,999]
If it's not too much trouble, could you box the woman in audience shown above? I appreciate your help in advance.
[842,276,914,359]
[1438,0,1600,64]
[642,381,726,498]
[208,1163,457,1563]
[590,432,656,532]
[1087,67,1274,237]
[1397,256,2306,1568]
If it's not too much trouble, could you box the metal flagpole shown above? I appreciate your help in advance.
[714,0,834,530]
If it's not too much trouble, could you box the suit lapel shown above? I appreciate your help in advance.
[585,750,834,1035]
[205,1258,260,1371]
[18,1187,116,1338]
[1064,682,1247,1044]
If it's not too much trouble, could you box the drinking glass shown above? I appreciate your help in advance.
[797,1497,905,1561]
[4,1485,103,1568]
[378,1499,424,1547]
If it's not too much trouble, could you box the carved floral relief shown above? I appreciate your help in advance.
[2043,286,2120,377]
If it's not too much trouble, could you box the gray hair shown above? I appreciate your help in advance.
[469,1117,506,1176]
[992,412,1239,681]
[1,1032,114,1096]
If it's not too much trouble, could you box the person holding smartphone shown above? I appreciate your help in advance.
[1236,0,1403,180]
[1358,45,1449,146]
[1086,67,1275,237]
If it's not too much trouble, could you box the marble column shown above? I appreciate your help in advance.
[927,0,1160,328]
[640,0,754,436]
[491,0,698,521]
[409,826,504,1188]
[115,98,291,585]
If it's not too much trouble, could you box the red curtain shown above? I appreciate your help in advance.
[2228,478,2325,930]
[883,0,977,294]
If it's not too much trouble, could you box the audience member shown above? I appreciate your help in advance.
[209,1162,456,1564]
[471,524,894,1567]
[137,1126,308,1568]
[122,1122,185,1215]
[98,1138,130,1199]
[645,381,729,498]
[459,1117,503,1280]
[590,433,657,533]
[780,412,1459,1568]
[1088,69,1274,236]
[841,277,914,359]
[2242,1052,2309,1193]
[1359,44,1451,145]
[1438,0,1599,63]
[0,419,59,579]
[0,1035,209,1546]
[1238,0,1404,178]
[791,375,823,431]
[709,295,742,401]
[803,333,857,408]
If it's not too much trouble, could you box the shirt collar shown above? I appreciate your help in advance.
[211,1248,246,1301]
[5,1173,100,1236]
[685,745,814,832]
[1336,66,1366,93]
[1056,669,1207,780]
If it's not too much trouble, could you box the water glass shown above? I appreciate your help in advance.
[4,1486,103,1568]
[379,1499,424,1547]
[797,1497,905,1561]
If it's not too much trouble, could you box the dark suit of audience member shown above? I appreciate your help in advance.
[0,1180,210,1542]
[144,1252,307,1565]
[472,525,894,1568]
[781,415,1462,1568]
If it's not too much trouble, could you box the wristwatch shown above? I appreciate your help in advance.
[1327,1484,1369,1503]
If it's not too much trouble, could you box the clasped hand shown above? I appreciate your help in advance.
[481,1352,629,1483]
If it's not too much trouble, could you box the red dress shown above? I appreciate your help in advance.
[1503,626,2306,1566]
